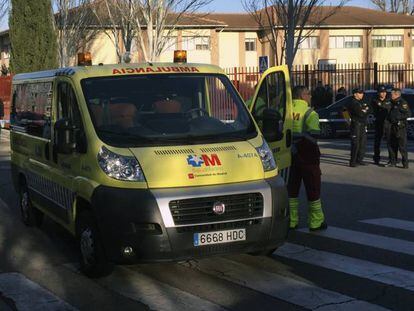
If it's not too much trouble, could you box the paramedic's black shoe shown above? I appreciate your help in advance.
[309,222,328,232]
[349,163,358,167]
[358,162,367,166]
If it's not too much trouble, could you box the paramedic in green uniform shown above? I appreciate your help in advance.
[288,86,327,231]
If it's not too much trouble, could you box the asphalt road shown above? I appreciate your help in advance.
[0,129,413,311]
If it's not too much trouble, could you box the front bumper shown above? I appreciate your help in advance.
[91,176,289,264]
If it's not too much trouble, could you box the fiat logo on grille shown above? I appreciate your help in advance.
[212,201,225,215]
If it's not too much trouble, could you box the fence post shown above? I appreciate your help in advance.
[304,65,309,88]
[373,62,378,89]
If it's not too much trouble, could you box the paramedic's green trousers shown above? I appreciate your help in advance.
[287,159,325,229]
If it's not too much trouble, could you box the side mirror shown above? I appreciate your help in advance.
[262,108,284,142]
[54,118,77,154]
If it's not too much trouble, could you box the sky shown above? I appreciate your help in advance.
[0,0,374,31]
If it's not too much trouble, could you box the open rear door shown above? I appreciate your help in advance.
[249,65,293,183]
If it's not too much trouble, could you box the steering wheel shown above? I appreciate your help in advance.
[185,107,209,119]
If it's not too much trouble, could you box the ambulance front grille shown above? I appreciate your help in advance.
[169,193,264,226]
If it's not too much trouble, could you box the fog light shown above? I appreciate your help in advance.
[123,246,134,257]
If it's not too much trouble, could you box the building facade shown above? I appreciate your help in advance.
[1,6,414,69]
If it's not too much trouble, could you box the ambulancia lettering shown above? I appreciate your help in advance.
[112,66,200,75]
[187,154,222,167]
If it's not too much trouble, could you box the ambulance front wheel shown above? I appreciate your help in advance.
[77,210,114,278]
[19,180,43,227]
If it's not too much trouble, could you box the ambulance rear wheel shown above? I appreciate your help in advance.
[77,211,113,278]
[19,182,43,227]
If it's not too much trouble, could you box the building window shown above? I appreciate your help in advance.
[245,38,256,51]
[297,36,319,49]
[182,36,210,51]
[372,35,403,48]
[329,36,362,49]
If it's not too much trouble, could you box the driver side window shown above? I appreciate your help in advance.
[252,71,287,129]
[56,82,86,152]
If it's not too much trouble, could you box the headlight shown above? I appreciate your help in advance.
[98,146,145,182]
[256,140,277,172]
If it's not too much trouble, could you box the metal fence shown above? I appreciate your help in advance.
[225,63,414,101]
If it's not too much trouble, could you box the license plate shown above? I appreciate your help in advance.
[193,229,246,246]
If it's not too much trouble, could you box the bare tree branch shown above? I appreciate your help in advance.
[55,0,100,67]
[117,0,213,62]
[92,0,136,63]
[371,0,414,14]
[243,0,348,70]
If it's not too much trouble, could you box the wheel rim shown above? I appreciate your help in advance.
[80,228,95,266]
[21,191,29,221]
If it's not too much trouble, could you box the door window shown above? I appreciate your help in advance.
[56,82,86,152]
[252,71,287,129]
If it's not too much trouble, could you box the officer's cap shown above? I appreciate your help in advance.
[352,88,364,94]
[377,85,387,93]
[391,87,401,93]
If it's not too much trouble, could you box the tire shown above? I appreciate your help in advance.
[320,123,334,138]
[19,181,43,227]
[77,211,113,278]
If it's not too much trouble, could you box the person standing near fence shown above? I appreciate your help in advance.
[288,86,327,231]
[385,88,411,168]
[372,86,392,165]
[346,88,370,167]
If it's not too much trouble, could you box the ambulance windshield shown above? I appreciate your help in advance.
[81,74,257,146]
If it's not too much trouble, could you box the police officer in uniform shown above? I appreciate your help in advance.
[386,88,411,168]
[288,86,327,231]
[372,86,392,165]
[346,88,370,167]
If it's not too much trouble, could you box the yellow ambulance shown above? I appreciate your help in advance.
[10,52,292,277]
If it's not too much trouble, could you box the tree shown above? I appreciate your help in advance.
[9,0,58,73]
[94,0,212,63]
[243,0,347,71]
[371,0,414,14]
[124,0,212,62]
[92,0,136,63]
[55,0,100,67]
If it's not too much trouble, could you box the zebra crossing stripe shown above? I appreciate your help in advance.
[0,272,77,311]
[299,226,414,256]
[195,257,388,311]
[360,218,414,233]
[97,266,225,311]
[274,243,414,291]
